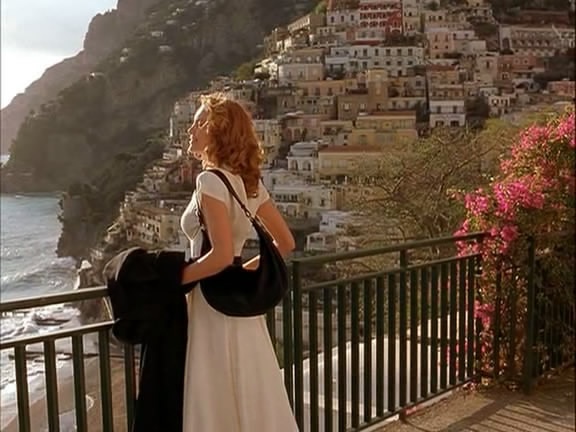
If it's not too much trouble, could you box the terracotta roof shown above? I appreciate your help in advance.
[318,145,381,153]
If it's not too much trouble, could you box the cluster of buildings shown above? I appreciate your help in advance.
[91,0,575,264]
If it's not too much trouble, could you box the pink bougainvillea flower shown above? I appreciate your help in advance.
[500,224,518,244]
[474,301,494,328]
[554,112,575,147]
[457,108,575,377]
[464,192,490,215]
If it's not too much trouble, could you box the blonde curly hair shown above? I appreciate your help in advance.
[199,92,264,197]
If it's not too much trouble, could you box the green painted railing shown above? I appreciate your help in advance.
[1,233,486,432]
[282,232,485,431]
[0,288,133,432]
[488,233,575,393]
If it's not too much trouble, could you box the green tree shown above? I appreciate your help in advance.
[234,60,257,81]
[466,96,491,128]
[344,120,527,245]
[472,22,499,39]
[314,0,327,13]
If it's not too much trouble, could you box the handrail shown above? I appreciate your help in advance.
[0,286,108,313]
[0,232,487,313]
[0,321,113,349]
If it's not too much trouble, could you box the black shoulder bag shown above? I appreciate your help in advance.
[195,169,289,317]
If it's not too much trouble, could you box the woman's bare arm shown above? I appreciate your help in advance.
[243,199,295,270]
[181,194,234,284]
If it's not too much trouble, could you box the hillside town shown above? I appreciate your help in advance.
[86,0,575,269]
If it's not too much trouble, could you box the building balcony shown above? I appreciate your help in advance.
[275,196,304,205]
[0,233,572,432]
[305,239,336,252]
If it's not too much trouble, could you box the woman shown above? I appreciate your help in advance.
[180,92,299,431]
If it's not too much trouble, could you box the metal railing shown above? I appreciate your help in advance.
[281,232,485,432]
[0,287,133,432]
[526,233,575,389]
[491,234,576,393]
[1,233,486,432]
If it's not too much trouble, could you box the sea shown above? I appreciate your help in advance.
[0,154,83,429]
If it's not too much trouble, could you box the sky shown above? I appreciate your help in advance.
[1,0,118,108]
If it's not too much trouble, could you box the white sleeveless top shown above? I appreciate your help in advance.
[180,168,270,258]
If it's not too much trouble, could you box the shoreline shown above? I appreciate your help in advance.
[0,191,64,197]
[2,356,133,432]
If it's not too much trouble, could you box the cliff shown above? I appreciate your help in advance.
[2,0,316,259]
[0,0,163,155]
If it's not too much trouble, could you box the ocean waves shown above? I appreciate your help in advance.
[1,194,77,300]
[1,193,79,429]
[0,256,77,299]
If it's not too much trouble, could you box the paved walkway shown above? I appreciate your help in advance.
[378,368,575,432]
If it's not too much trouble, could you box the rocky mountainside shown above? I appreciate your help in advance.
[0,0,164,155]
[2,0,316,189]
[1,0,316,259]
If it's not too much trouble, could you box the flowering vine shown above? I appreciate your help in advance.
[456,107,575,379]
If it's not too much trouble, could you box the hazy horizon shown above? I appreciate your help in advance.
[1,0,118,109]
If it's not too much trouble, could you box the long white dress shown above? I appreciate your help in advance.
[180,168,299,432]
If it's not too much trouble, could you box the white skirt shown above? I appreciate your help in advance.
[182,287,299,432]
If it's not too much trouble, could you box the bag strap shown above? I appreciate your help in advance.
[203,169,256,224]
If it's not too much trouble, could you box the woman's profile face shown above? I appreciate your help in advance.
[187,105,210,159]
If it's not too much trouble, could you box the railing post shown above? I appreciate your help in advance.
[492,259,502,380]
[473,237,484,382]
[282,266,294,407]
[398,250,409,421]
[291,260,304,429]
[522,236,537,394]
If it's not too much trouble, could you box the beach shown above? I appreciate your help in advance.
[3,355,136,432]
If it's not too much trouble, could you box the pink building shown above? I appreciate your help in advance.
[358,0,403,34]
